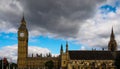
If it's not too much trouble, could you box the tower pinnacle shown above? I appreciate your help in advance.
[110,27,115,40]
[61,44,63,52]
[60,44,63,55]
[21,14,26,25]
[66,41,68,52]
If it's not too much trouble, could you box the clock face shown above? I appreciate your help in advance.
[20,32,24,37]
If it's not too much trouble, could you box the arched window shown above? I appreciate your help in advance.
[72,66,75,69]
[90,62,95,69]
[78,66,80,69]
[102,63,106,69]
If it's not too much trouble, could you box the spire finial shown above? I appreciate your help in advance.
[21,13,26,25]
[60,44,63,55]
[61,44,63,51]
[66,41,68,46]
[111,26,115,40]
[112,26,113,33]
[66,41,68,53]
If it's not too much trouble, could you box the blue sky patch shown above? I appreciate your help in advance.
[0,32,17,47]
[0,32,81,54]
[28,36,81,54]
[100,5,116,14]
[115,0,120,7]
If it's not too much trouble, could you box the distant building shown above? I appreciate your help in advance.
[17,16,120,69]
[60,27,120,69]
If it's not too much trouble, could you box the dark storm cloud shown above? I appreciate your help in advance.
[18,0,106,38]
[0,0,106,38]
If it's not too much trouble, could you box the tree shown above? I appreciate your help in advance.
[0,58,9,69]
[3,57,8,69]
[45,60,54,69]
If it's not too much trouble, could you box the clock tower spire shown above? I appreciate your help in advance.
[17,15,28,69]
[21,15,26,25]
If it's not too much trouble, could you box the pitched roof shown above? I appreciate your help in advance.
[69,50,115,60]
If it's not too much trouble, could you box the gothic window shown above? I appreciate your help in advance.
[63,61,66,64]
[78,66,80,69]
[72,66,75,69]
[91,62,95,69]
[102,63,106,69]
[75,61,77,64]
[92,62,95,67]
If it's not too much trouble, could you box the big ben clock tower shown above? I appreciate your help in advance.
[17,16,28,69]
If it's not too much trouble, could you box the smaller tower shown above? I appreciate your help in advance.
[60,42,69,69]
[108,27,117,51]
[60,44,63,54]
[66,41,69,61]
[66,41,68,53]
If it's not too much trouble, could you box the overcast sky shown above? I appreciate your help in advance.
[0,0,120,63]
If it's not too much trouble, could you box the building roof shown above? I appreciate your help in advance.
[69,50,117,60]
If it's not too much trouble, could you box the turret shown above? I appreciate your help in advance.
[110,27,115,40]
[66,41,68,53]
[60,44,63,54]
[108,27,117,51]
[21,14,26,25]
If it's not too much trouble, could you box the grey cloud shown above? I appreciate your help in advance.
[17,0,106,38]
[0,0,23,29]
[1,0,120,51]
[0,0,106,38]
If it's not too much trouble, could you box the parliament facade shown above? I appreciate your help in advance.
[17,16,120,69]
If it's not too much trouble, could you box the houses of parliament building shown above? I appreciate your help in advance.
[17,16,120,69]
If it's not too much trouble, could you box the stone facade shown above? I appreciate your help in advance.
[27,57,59,69]
[60,50,116,69]
[60,28,118,69]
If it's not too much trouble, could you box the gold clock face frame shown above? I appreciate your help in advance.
[20,32,24,37]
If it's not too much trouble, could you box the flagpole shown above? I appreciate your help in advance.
[9,63,10,69]
[2,58,3,69]
[10,58,12,69]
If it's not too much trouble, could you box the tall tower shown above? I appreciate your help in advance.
[108,27,117,51]
[17,16,28,69]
